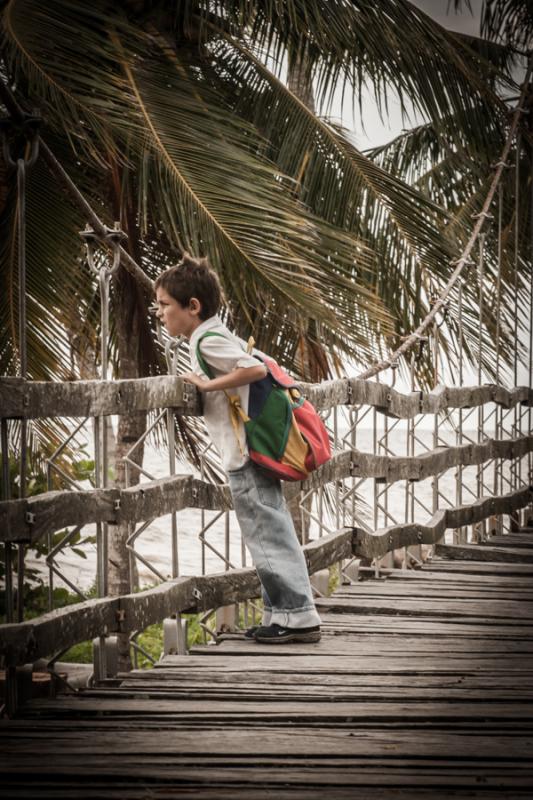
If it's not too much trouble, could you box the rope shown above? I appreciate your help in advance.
[356,54,533,381]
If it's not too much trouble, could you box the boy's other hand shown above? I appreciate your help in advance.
[181,372,209,392]
[181,364,266,394]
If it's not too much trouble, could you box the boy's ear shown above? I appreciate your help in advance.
[189,297,202,316]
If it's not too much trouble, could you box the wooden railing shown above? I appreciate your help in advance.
[2,482,532,669]
[1,375,531,419]
[1,374,532,671]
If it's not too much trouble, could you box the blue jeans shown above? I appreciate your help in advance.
[227,459,322,628]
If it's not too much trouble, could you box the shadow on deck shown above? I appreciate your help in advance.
[2,531,533,799]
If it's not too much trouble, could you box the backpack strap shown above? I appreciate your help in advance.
[195,331,228,379]
[194,330,251,456]
[196,331,257,377]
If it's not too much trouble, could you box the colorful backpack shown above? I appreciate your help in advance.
[196,332,331,481]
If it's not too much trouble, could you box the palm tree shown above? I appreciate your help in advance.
[1,0,530,666]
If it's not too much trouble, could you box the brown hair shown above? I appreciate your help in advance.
[154,252,222,320]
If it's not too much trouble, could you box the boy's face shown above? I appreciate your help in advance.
[155,288,202,338]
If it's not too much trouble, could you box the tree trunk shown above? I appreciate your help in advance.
[286,47,317,543]
[287,491,314,545]
[107,264,150,672]
[287,47,316,114]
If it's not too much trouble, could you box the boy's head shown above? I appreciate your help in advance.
[155,252,222,338]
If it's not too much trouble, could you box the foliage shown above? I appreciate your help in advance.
[453,0,533,52]
[0,581,97,625]
[0,452,96,618]
[1,0,527,397]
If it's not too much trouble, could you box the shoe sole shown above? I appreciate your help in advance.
[254,631,321,644]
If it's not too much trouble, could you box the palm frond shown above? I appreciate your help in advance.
[482,0,533,50]
[187,0,511,142]
[367,117,532,383]
[0,0,145,165]
[121,37,393,367]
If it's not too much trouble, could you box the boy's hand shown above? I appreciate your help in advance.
[181,372,210,392]
[181,364,267,393]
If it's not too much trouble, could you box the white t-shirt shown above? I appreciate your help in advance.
[189,316,266,473]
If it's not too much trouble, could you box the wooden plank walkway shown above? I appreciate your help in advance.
[1,531,533,798]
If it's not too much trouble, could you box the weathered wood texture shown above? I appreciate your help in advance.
[290,434,533,499]
[1,533,532,797]
[309,379,533,416]
[0,476,232,544]
[2,438,531,543]
[435,542,533,563]
[2,375,531,419]
[2,484,531,666]
[353,485,533,559]
[0,528,354,666]
[0,597,120,667]
[0,375,201,419]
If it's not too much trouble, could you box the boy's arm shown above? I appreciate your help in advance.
[182,364,267,393]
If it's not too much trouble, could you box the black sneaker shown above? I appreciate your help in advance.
[254,623,321,643]
[244,625,259,639]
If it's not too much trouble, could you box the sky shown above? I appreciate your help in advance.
[327,0,531,390]
[335,0,484,149]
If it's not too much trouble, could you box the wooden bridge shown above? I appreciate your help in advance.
[2,532,533,798]
[1,46,533,798]
[1,348,533,797]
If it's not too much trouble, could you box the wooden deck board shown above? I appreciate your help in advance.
[1,532,532,795]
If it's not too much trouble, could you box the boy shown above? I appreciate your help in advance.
[155,253,321,643]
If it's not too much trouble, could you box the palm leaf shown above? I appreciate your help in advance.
[120,37,393,367]
[1,0,142,165]
[367,115,531,383]
[189,0,510,143]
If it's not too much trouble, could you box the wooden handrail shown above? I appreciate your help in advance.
[1,375,531,419]
[1,435,531,543]
[0,527,353,666]
[353,486,533,559]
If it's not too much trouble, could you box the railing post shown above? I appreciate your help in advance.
[81,221,126,676]
[510,131,521,531]
[529,127,533,528]
[92,636,118,683]
[455,277,466,545]
[474,233,487,543]
[163,616,188,656]
[0,112,40,625]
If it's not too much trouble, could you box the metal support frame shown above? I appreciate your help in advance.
[81,221,126,680]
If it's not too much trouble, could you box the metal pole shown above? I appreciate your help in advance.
[372,404,379,577]
[529,132,533,525]
[81,223,125,678]
[165,338,181,578]
[334,405,340,531]
[476,234,486,542]
[494,186,504,533]
[1,419,14,623]
[17,158,27,378]
[0,118,40,625]
[94,418,106,599]
[15,157,27,622]
[432,320,439,518]
[456,277,464,542]
[511,132,521,529]
[46,460,54,610]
